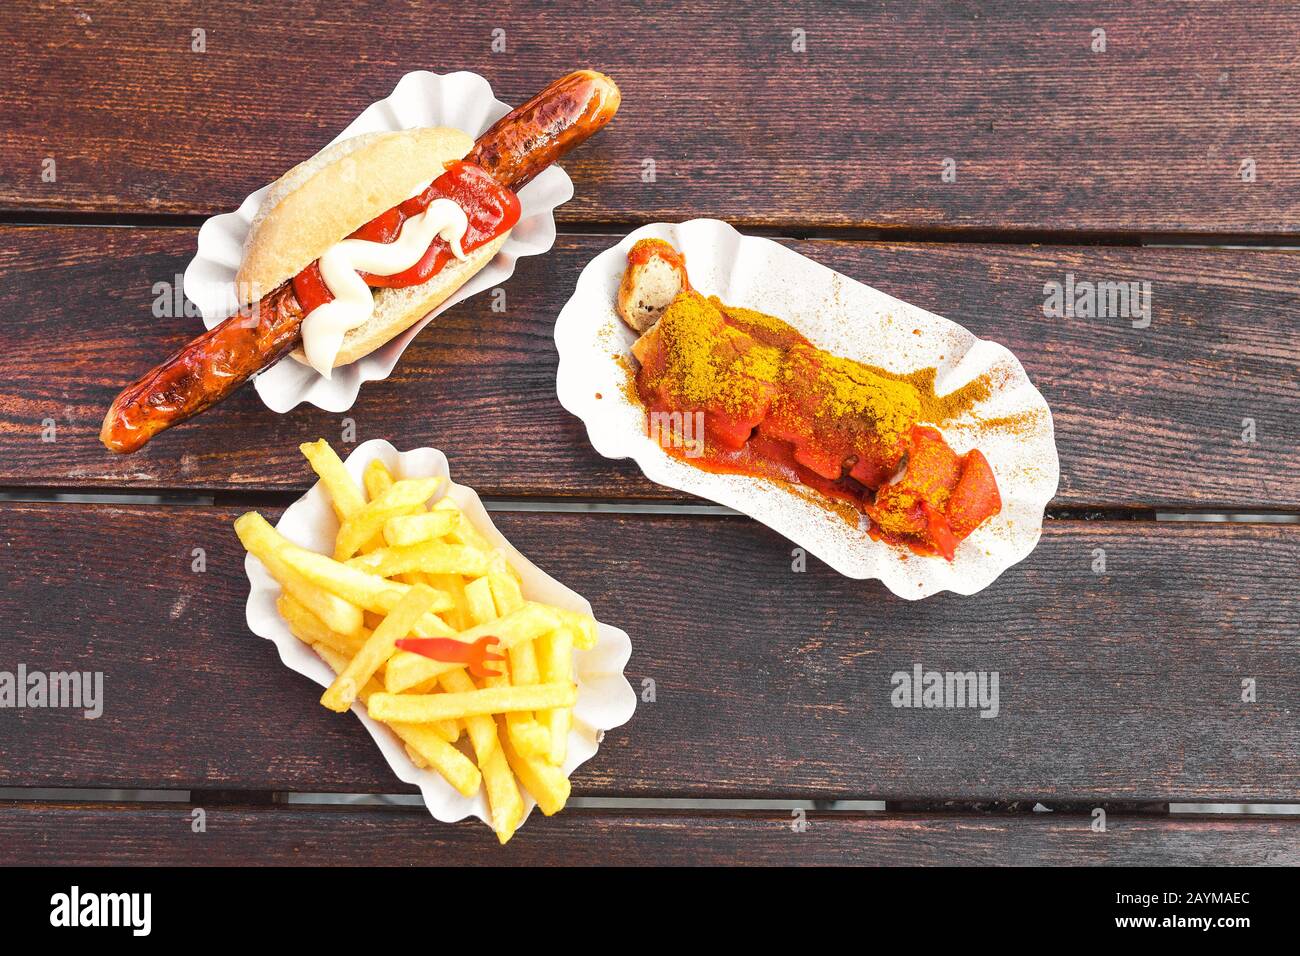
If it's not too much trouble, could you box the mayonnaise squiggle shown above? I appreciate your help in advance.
[301,195,471,377]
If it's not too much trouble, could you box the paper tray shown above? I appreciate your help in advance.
[554,219,1060,599]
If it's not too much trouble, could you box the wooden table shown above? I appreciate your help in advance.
[1,1,1297,866]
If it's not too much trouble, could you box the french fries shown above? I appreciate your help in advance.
[484,560,551,758]
[384,510,459,547]
[234,438,602,844]
[320,584,440,712]
[499,715,571,816]
[312,643,478,795]
[537,626,576,766]
[360,460,397,554]
[383,603,564,693]
[426,572,469,631]
[440,667,525,843]
[557,609,599,651]
[363,458,395,501]
[368,683,577,723]
[347,541,490,578]
[235,518,364,636]
[300,440,365,521]
[277,593,369,659]
[334,477,441,560]
[434,498,495,553]
[236,514,457,627]
[464,575,498,625]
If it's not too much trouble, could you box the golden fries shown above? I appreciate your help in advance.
[282,548,415,613]
[312,643,479,795]
[235,515,365,636]
[234,438,603,844]
[362,458,395,501]
[557,609,599,650]
[440,667,523,842]
[383,603,564,694]
[537,626,576,766]
[484,563,550,758]
[368,683,576,723]
[426,572,469,631]
[433,497,494,552]
[499,715,571,816]
[384,510,459,547]
[300,440,366,521]
[321,583,441,712]
[488,563,524,615]
[236,514,456,622]
[463,575,498,626]
[278,593,369,659]
[347,541,490,578]
[358,460,398,552]
[334,477,442,560]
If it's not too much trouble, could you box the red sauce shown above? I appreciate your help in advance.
[864,426,1001,559]
[628,237,689,273]
[635,294,914,509]
[658,429,871,510]
[634,293,1003,560]
[291,160,521,316]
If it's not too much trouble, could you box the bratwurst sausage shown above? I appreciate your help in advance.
[101,282,306,455]
[100,70,621,454]
[465,69,621,191]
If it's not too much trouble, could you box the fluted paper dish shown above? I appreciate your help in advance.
[241,440,636,832]
[184,71,573,414]
[554,219,1060,599]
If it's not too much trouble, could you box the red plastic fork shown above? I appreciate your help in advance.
[394,635,505,679]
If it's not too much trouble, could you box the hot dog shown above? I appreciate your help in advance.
[101,70,620,454]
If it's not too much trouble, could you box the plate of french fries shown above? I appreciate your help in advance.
[234,438,635,844]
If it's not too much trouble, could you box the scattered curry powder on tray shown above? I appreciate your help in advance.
[970,410,1042,436]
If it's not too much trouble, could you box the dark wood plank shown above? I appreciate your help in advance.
[2,229,1297,508]
[2,503,1296,801]
[4,2,1299,236]
[1,804,1294,866]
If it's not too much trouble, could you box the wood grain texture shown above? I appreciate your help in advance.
[2,229,1296,508]
[1,804,1295,866]
[2,503,1296,801]
[4,2,1299,235]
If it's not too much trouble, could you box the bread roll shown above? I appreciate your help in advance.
[236,127,510,369]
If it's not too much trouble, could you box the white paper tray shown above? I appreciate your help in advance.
[241,440,636,832]
[185,71,573,414]
[554,219,1060,599]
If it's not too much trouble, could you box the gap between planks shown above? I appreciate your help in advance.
[2,489,1298,523]
[1,788,1297,817]
[6,213,1300,249]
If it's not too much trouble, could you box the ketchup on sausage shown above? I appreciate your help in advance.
[292,160,521,315]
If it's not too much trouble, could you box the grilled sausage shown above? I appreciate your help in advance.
[100,282,304,454]
[465,70,620,191]
[100,70,621,453]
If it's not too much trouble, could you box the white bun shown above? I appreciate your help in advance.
[287,232,509,369]
[236,126,510,368]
